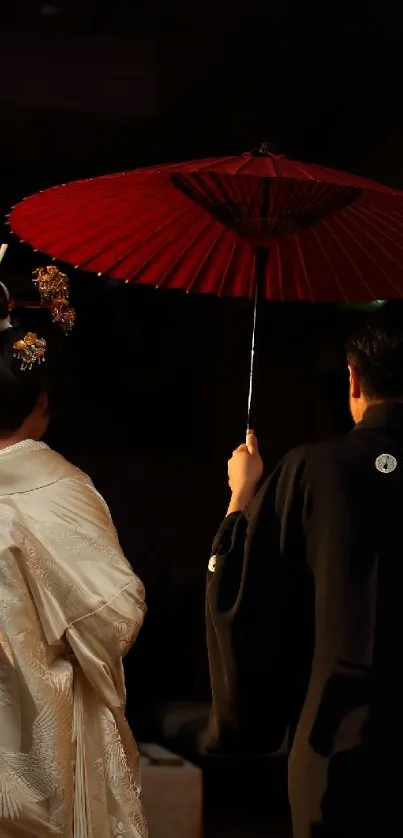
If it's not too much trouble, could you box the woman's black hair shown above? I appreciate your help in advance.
[0,282,9,320]
[0,283,54,434]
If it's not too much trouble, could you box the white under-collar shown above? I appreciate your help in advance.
[0,439,49,458]
[0,316,12,332]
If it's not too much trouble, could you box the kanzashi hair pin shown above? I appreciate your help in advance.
[32,266,69,303]
[13,332,47,371]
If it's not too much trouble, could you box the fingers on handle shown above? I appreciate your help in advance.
[246,429,258,453]
[233,444,248,455]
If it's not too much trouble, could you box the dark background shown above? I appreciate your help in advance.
[1,0,403,736]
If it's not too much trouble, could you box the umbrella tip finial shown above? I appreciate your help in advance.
[252,142,280,157]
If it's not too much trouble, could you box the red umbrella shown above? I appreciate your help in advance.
[8,144,403,427]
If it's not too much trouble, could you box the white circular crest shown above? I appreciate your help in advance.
[208,555,217,573]
[375,453,397,474]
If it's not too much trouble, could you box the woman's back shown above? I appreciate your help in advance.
[0,441,147,838]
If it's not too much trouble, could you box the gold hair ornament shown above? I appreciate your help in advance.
[32,265,76,334]
[13,332,47,370]
[10,266,75,371]
[50,298,76,333]
[32,265,69,303]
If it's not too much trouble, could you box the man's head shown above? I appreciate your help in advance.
[346,307,403,424]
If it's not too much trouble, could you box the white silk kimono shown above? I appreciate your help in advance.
[0,440,148,838]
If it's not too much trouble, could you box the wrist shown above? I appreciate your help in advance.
[227,488,256,515]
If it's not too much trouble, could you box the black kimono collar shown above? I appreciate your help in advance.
[354,401,403,432]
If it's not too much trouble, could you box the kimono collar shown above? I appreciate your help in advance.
[354,401,403,433]
[0,439,79,496]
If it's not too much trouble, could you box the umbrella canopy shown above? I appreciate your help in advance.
[9,147,403,302]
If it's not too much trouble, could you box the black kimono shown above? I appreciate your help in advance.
[206,403,403,838]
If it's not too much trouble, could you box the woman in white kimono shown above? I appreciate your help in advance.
[0,286,148,838]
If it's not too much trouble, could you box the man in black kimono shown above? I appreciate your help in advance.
[205,309,403,838]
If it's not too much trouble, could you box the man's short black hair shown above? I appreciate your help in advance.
[346,305,403,400]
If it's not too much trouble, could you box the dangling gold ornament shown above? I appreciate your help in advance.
[32,264,76,336]
[10,266,76,373]
[13,332,47,370]
[50,298,76,333]
[32,266,69,303]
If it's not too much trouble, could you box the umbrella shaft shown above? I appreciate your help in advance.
[246,283,258,432]
[246,248,268,433]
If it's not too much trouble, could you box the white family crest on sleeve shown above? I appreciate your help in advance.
[208,555,217,573]
[375,453,398,474]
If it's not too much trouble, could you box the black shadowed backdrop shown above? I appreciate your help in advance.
[1,1,403,832]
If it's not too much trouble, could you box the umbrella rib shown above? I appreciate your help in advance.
[174,172,239,226]
[287,162,317,181]
[219,175,251,222]
[76,215,191,270]
[249,247,257,299]
[349,205,403,242]
[217,239,239,297]
[183,156,235,173]
[346,206,403,259]
[236,154,258,174]
[185,228,230,294]
[345,205,403,250]
[207,173,247,221]
[274,244,285,302]
[153,217,221,289]
[236,176,256,224]
[330,213,403,296]
[131,222,216,281]
[242,178,257,228]
[310,164,394,192]
[16,185,188,248]
[71,203,211,277]
[382,209,403,230]
[131,217,216,283]
[293,236,315,302]
[76,204,202,269]
[320,218,376,299]
[308,226,349,302]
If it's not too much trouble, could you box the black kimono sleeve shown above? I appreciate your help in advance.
[204,447,315,755]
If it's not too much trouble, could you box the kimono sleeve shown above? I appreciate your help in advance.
[15,476,146,709]
[204,447,314,754]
